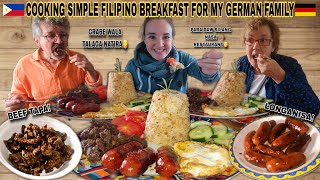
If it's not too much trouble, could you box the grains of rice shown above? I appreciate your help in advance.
[145,89,190,147]
[107,72,137,105]
[210,71,246,106]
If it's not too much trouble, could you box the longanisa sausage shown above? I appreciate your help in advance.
[101,141,144,173]
[57,97,74,109]
[271,130,298,150]
[254,144,285,157]
[268,123,287,143]
[285,134,311,154]
[285,117,309,134]
[244,149,272,168]
[244,131,256,151]
[269,120,276,129]
[120,148,156,177]
[72,102,100,115]
[155,146,178,178]
[252,121,271,145]
[266,152,306,172]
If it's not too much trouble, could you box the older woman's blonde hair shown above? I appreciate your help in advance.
[244,18,280,54]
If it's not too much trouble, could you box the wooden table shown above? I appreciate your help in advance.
[0,111,319,180]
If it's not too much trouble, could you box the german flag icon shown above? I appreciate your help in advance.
[295,4,316,16]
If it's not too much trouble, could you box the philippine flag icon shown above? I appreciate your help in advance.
[3,4,25,16]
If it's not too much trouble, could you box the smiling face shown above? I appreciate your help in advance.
[34,22,69,60]
[245,25,275,70]
[143,19,173,61]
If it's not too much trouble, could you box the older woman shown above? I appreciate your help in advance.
[237,18,320,117]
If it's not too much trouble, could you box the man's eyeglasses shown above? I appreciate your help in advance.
[41,34,69,43]
[244,38,273,46]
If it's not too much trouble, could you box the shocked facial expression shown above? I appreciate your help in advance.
[244,25,275,70]
[144,19,173,61]
[34,22,69,60]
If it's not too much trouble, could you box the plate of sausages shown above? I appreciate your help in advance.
[229,115,320,179]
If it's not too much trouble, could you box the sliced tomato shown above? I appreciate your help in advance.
[125,110,147,130]
[235,117,256,123]
[111,116,126,126]
[201,91,211,97]
[166,57,176,65]
[125,116,146,130]
[211,121,221,125]
[117,121,144,136]
[125,110,147,119]
[92,85,107,101]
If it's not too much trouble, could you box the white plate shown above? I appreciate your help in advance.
[190,111,268,119]
[0,115,82,180]
[229,115,320,179]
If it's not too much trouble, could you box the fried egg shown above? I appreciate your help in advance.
[81,104,128,118]
[174,141,237,178]
[203,104,258,117]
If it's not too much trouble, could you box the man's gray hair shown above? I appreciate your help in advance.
[32,17,70,39]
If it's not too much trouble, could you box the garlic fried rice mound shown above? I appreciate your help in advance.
[210,71,246,106]
[145,89,190,147]
[107,72,137,105]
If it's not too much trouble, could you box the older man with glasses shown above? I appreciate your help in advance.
[237,17,320,117]
[5,17,102,112]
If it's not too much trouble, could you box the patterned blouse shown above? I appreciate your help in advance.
[237,53,320,117]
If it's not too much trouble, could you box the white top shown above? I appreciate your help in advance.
[249,74,267,98]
